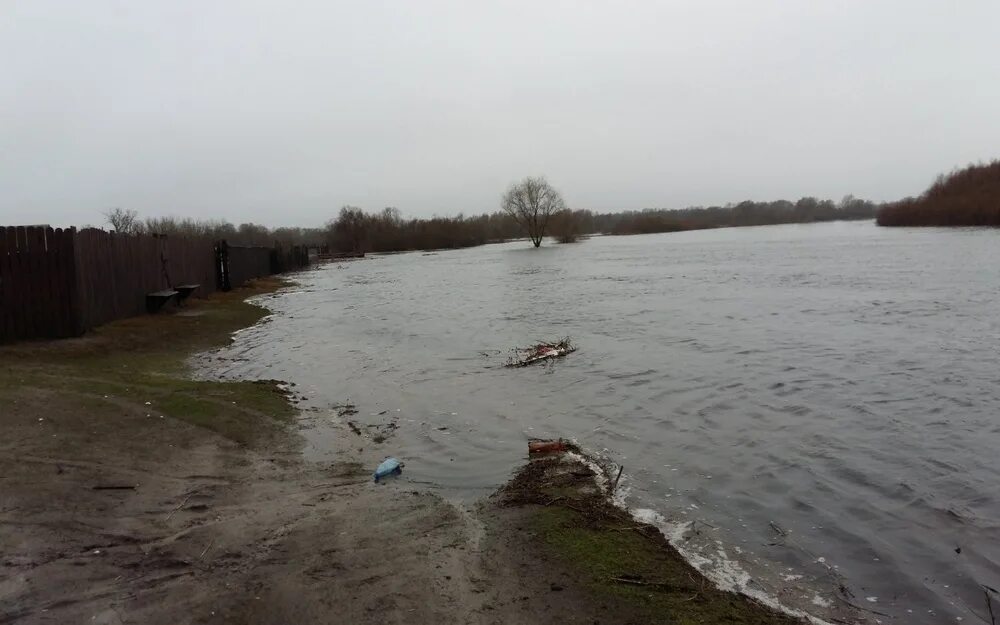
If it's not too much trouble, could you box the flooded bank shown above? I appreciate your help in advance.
[197,221,1000,624]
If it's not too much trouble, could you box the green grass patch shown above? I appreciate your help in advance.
[502,457,805,625]
[0,279,298,448]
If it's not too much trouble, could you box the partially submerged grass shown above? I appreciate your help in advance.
[497,454,805,625]
[0,278,296,446]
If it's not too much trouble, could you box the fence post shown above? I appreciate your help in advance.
[215,240,231,291]
[0,227,10,343]
[66,227,85,336]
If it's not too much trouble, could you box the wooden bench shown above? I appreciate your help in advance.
[146,290,179,313]
[174,284,200,305]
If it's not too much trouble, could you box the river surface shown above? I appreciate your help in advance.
[200,221,1000,623]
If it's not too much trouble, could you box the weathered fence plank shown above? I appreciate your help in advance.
[6,227,24,341]
[0,230,11,343]
[28,228,49,338]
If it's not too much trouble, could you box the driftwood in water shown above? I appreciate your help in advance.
[505,338,577,367]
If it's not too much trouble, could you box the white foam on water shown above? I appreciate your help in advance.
[568,445,844,625]
[565,450,611,491]
[812,594,833,608]
[229,313,274,336]
[628,507,839,625]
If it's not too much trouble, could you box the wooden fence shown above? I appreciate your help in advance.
[217,244,309,292]
[74,229,218,330]
[224,245,274,292]
[0,226,78,343]
[0,226,310,344]
[272,244,310,275]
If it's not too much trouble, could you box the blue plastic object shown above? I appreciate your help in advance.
[374,457,403,483]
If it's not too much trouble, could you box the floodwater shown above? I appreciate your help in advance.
[199,221,1000,623]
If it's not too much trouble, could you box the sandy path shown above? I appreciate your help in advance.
[1,388,617,625]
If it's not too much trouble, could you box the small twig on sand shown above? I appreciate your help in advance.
[608,525,647,532]
[199,540,214,559]
[611,576,675,589]
[544,496,565,506]
[612,466,624,493]
[93,485,136,491]
[306,481,365,490]
[165,493,194,521]
[986,587,996,625]
[689,572,706,594]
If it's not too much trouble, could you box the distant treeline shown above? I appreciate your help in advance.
[326,207,519,253]
[117,194,877,254]
[134,216,325,248]
[325,196,877,252]
[582,195,877,236]
[877,161,1000,227]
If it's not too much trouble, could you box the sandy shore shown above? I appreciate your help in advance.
[0,390,607,624]
[0,280,860,624]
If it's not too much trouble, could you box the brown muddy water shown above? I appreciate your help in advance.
[198,221,1000,624]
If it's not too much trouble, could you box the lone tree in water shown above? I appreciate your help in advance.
[501,176,566,247]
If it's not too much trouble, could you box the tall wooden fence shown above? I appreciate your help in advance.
[74,229,218,330]
[224,245,274,292]
[272,244,310,274]
[0,226,78,343]
[0,226,310,344]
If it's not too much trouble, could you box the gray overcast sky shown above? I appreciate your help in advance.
[2,1,999,228]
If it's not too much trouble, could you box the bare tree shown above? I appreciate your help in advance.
[550,209,582,243]
[326,205,369,253]
[104,208,142,234]
[501,176,566,247]
[236,222,271,246]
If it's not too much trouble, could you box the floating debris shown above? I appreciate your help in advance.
[333,403,359,417]
[373,457,403,483]
[528,439,567,454]
[505,338,577,367]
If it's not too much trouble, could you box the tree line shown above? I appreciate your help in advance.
[104,191,878,254]
[565,195,878,237]
[323,195,877,253]
[104,209,324,247]
[100,157,1000,249]
[876,160,1000,227]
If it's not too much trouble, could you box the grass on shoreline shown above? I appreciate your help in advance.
[0,278,296,447]
[497,454,806,625]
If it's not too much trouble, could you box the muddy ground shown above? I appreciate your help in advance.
[1,387,617,625]
[0,280,853,624]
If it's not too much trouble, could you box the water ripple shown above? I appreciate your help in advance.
[198,222,1000,624]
